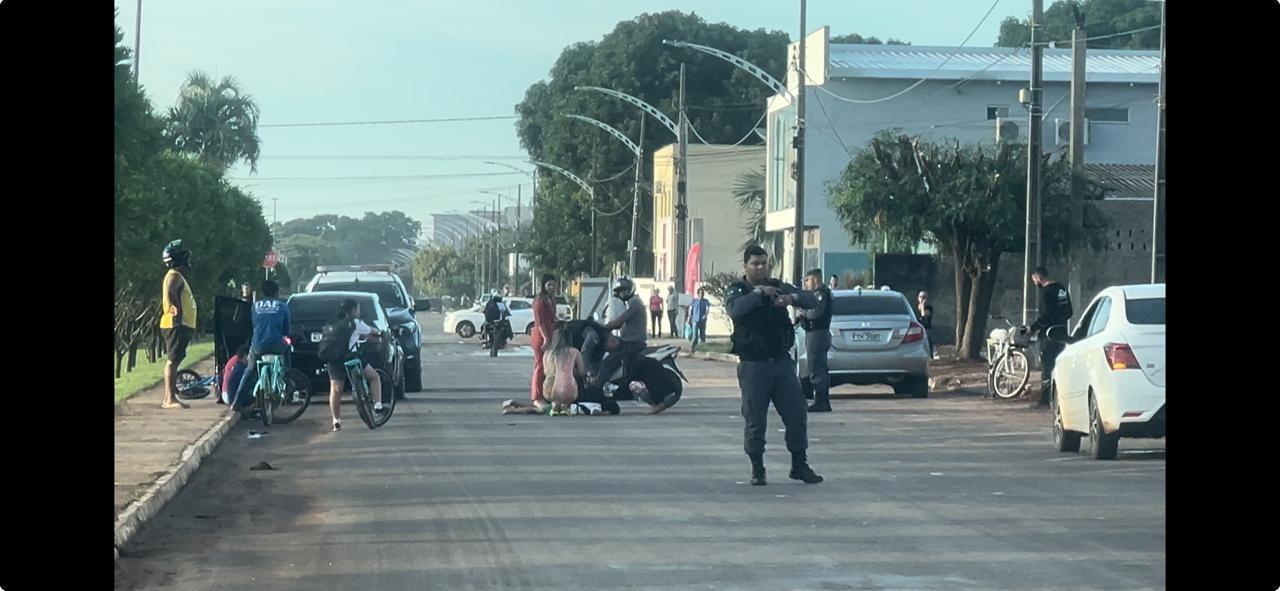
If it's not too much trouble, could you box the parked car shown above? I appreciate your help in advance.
[795,287,930,397]
[284,291,406,399]
[305,265,428,392]
[554,295,573,321]
[444,297,537,339]
[1048,283,1165,460]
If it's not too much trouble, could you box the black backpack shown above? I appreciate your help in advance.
[316,318,356,363]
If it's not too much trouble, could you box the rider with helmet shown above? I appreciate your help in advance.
[592,276,647,385]
[160,240,196,410]
[482,289,510,344]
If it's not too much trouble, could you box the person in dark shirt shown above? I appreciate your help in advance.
[625,356,684,414]
[725,245,823,486]
[1027,267,1073,407]
[916,291,935,359]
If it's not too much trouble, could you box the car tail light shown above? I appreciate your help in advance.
[903,322,925,344]
[1104,343,1140,370]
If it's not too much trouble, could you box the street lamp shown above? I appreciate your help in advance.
[528,160,601,275]
[663,38,805,285]
[561,113,646,275]
[575,85,687,290]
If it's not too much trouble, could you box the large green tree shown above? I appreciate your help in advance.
[996,0,1160,50]
[830,33,910,45]
[516,11,789,278]
[165,71,263,172]
[827,131,1107,359]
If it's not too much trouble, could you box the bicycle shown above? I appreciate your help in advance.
[343,347,396,429]
[985,318,1031,400]
[251,345,311,426]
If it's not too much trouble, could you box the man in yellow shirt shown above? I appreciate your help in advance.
[160,240,197,409]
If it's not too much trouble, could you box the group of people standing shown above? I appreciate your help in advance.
[647,287,711,351]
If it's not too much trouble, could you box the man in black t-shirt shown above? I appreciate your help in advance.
[1028,267,1074,407]
[624,356,683,414]
[916,291,935,359]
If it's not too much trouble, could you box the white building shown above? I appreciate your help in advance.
[765,27,1161,282]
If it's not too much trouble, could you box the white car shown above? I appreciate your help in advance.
[1049,284,1165,460]
[443,297,536,339]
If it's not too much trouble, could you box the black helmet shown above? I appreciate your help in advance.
[612,276,635,298]
[162,240,191,269]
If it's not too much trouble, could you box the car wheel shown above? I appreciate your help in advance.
[526,323,535,336]
[893,375,929,398]
[456,321,476,339]
[1051,382,1082,453]
[404,360,422,393]
[1089,391,1119,460]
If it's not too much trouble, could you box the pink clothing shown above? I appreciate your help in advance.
[530,295,557,402]
[543,348,584,405]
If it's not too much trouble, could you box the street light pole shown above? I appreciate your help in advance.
[792,0,807,285]
[133,0,143,79]
[1022,0,1046,326]
[562,113,645,276]
[1150,0,1165,283]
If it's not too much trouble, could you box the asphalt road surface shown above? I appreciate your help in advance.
[116,316,1165,590]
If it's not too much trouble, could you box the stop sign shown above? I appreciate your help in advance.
[262,249,278,269]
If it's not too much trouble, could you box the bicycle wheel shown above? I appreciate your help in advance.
[271,368,312,424]
[367,368,396,428]
[259,381,274,427]
[992,351,1030,399]
[351,369,374,429]
[175,369,210,400]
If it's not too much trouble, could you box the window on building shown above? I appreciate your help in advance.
[1086,107,1129,123]
[987,105,1010,120]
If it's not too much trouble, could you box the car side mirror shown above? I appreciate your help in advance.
[413,300,431,312]
[1045,325,1069,344]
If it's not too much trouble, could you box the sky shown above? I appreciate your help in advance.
[115,0,1030,236]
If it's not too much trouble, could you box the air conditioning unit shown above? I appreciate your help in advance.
[1055,118,1090,146]
[995,117,1021,144]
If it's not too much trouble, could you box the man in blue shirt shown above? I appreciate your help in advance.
[689,288,711,352]
[232,280,292,411]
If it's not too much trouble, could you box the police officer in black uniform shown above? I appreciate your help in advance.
[799,268,834,412]
[725,245,823,486]
[1027,266,1073,407]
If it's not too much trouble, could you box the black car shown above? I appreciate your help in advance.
[284,291,407,399]
[305,266,429,392]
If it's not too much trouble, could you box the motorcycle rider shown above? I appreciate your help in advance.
[592,277,646,386]
[482,290,510,346]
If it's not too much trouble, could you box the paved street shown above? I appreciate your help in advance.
[115,316,1165,590]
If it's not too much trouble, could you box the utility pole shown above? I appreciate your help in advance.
[271,197,279,225]
[674,63,689,293]
[1067,18,1086,309]
[629,116,645,275]
[515,185,521,292]
[792,0,808,286]
[1151,0,1165,283]
[133,0,142,79]
[1021,0,1045,326]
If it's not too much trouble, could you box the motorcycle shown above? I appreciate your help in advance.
[480,313,513,357]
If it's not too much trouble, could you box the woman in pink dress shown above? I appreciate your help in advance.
[542,328,584,414]
[530,275,559,403]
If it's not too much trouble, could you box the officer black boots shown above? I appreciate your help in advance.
[749,453,766,486]
[789,452,824,484]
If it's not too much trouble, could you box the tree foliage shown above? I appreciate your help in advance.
[516,11,789,278]
[827,131,1107,359]
[164,71,263,172]
[996,0,1160,50]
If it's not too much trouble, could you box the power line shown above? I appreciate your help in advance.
[685,110,769,150]
[1035,24,1162,47]
[229,171,524,181]
[802,0,1003,105]
[259,115,519,128]
[258,154,529,160]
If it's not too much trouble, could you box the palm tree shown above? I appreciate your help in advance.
[731,166,779,260]
[165,71,262,172]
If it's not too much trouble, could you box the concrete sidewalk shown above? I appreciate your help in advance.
[114,355,234,557]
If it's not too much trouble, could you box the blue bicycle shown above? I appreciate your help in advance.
[344,353,395,429]
[252,348,311,426]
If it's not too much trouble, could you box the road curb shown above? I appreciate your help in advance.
[113,410,237,559]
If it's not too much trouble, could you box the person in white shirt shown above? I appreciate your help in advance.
[325,298,385,431]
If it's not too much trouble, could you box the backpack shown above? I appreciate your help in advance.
[316,318,356,363]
